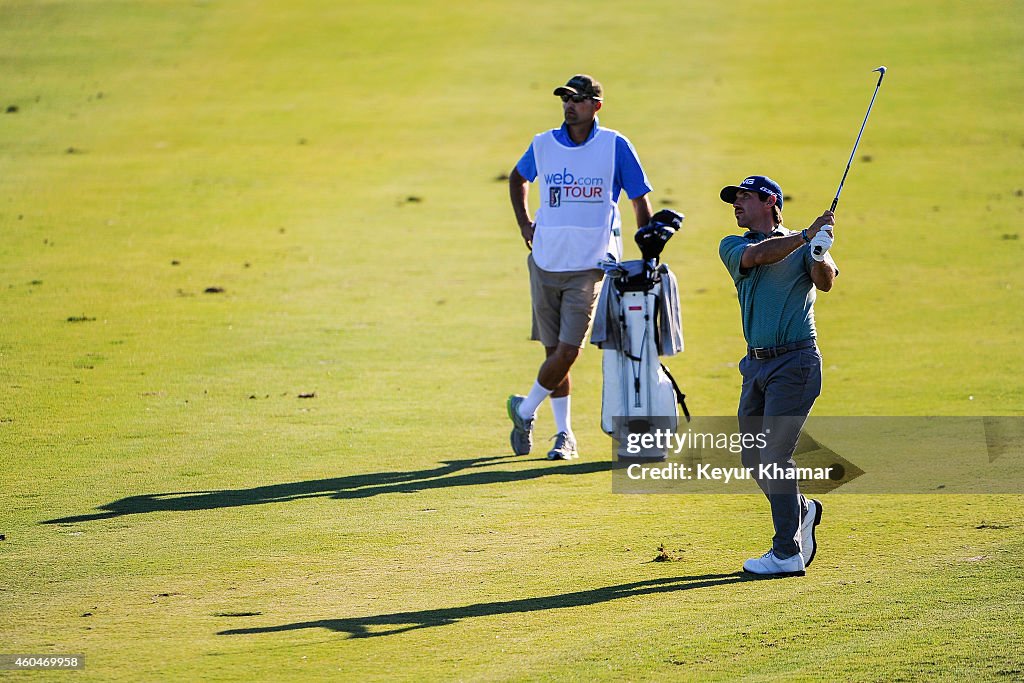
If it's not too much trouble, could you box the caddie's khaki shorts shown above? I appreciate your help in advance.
[528,253,605,348]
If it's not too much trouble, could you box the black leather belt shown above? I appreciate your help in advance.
[748,339,816,360]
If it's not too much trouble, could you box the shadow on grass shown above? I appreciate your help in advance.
[42,455,613,525]
[218,573,753,639]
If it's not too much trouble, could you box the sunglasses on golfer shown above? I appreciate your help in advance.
[560,93,599,103]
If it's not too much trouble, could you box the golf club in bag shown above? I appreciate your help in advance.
[592,209,689,461]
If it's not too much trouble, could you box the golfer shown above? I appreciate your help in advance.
[718,175,837,576]
[506,74,653,460]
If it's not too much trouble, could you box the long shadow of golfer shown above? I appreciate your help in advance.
[218,573,752,639]
[42,455,614,525]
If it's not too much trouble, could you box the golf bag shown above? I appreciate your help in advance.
[592,210,690,460]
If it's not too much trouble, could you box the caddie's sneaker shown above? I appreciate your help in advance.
[506,394,534,456]
[547,431,578,460]
[800,498,823,567]
[743,549,806,577]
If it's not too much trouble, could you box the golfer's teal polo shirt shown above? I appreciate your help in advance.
[719,228,837,349]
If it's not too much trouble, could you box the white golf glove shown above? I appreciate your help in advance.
[810,228,834,261]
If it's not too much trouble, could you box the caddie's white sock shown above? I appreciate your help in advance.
[550,395,572,435]
[518,381,552,420]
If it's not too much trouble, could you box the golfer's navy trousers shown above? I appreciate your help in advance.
[737,345,823,559]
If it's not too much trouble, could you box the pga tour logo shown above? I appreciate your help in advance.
[549,186,561,207]
[545,167,604,206]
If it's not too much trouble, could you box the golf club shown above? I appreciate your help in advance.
[815,66,887,256]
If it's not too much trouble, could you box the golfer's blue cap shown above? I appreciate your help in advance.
[720,175,784,209]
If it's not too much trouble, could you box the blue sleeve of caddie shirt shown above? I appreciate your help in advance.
[515,144,537,182]
[720,235,751,283]
[614,135,652,200]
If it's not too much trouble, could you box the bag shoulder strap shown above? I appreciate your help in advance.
[660,363,691,422]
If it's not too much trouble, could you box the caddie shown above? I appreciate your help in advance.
[718,175,838,577]
[507,74,653,461]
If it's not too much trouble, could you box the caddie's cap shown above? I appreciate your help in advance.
[553,74,603,101]
[720,175,784,209]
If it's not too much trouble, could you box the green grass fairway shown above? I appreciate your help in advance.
[2,0,1023,680]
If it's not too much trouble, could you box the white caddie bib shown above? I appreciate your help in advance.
[531,128,621,272]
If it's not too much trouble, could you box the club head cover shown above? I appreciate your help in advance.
[635,209,684,261]
[649,209,684,231]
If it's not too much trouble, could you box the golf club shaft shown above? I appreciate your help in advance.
[816,67,887,257]
[830,67,887,213]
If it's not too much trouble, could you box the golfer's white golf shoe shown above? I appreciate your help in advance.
[800,498,823,567]
[743,549,806,577]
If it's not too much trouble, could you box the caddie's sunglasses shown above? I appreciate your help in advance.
[560,94,600,103]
